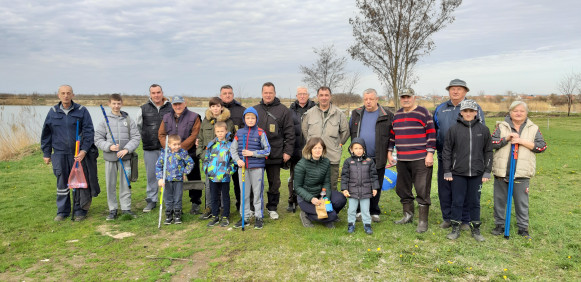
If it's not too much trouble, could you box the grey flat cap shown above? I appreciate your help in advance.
[460,99,478,111]
[446,79,469,91]
[399,88,415,97]
[172,96,185,104]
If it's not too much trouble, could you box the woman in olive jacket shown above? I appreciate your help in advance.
[294,137,347,228]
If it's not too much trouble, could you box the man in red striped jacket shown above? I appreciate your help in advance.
[387,88,436,233]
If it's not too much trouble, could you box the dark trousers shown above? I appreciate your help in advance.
[450,175,482,222]
[210,181,230,218]
[357,167,384,216]
[53,154,87,217]
[232,170,241,210]
[265,164,281,211]
[298,190,347,223]
[330,164,339,191]
[287,159,299,205]
[395,159,432,205]
[187,158,202,205]
[437,158,470,223]
[164,181,183,211]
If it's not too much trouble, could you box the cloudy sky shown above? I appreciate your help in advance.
[1,0,580,98]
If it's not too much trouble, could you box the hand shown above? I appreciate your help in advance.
[342,190,350,198]
[510,136,521,145]
[237,160,245,168]
[195,139,199,146]
[116,149,128,158]
[75,150,86,162]
[184,174,188,181]
[43,157,51,165]
[425,152,434,167]
[506,132,519,141]
[372,190,377,197]
[444,176,453,181]
[110,144,119,151]
[242,150,253,157]
[387,152,396,165]
[158,179,165,187]
[310,197,321,206]
[283,153,291,162]
[482,177,489,182]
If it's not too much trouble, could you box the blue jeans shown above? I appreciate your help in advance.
[348,198,371,224]
[210,181,230,218]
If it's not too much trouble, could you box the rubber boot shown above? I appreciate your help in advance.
[416,204,429,233]
[394,202,414,224]
[446,220,461,240]
[174,210,182,224]
[164,210,173,225]
[471,221,485,242]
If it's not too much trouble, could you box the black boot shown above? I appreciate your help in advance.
[446,220,461,240]
[416,204,429,233]
[164,210,173,225]
[394,202,414,224]
[471,221,485,242]
[490,224,504,236]
[174,210,182,224]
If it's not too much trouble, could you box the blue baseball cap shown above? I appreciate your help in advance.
[172,96,185,104]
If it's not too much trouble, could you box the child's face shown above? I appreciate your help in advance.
[169,140,181,153]
[210,104,222,117]
[214,126,227,140]
[351,143,364,157]
[109,99,123,114]
[245,113,257,127]
[311,143,324,159]
[460,109,477,121]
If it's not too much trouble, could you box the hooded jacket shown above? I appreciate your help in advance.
[202,133,236,182]
[196,107,235,158]
[254,97,295,163]
[95,111,142,162]
[340,138,380,199]
[442,115,493,179]
[221,99,246,131]
[434,99,485,155]
[230,107,271,169]
[302,103,349,164]
[155,148,194,181]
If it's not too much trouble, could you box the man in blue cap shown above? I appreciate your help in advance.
[434,79,485,230]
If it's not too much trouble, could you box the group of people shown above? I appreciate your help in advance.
[40,79,546,240]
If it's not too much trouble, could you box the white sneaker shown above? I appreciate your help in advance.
[269,210,279,220]
[372,214,381,222]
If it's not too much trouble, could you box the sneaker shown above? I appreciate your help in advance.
[254,218,264,229]
[233,218,249,228]
[106,210,117,221]
[440,221,451,229]
[460,223,471,231]
[122,210,137,219]
[199,210,213,220]
[356,213,362,222]
[164,217,173,225]
[220,217,230,227]
[190,203,201,215]
[299,211,314,228]
[518,228,532,240]
[207,216,220,227]
[143,202,156,213]
[269,210,279,220]
[364,224,373,235]
[347,223,355,233]
[371,215,381,223]
[73,215,86,222]
[54,215,66,221]
[174,216,182,224]
[490,224,504,236]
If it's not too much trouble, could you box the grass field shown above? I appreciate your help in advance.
[0,115,579,280]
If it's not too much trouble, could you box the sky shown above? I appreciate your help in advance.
[1,0,580,99]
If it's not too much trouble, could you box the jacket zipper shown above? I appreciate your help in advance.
[468,121,472,177]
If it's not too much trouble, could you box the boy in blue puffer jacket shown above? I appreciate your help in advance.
[156,134,194,224]
[203,122,237,227]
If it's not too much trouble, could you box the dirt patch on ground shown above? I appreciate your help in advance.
[96,224,135,239]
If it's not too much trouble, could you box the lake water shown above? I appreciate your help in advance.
[0,105,206,140]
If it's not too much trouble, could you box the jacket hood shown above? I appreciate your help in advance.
[349,137,368,159]
[243,107,259,126]
[204,107,231,122]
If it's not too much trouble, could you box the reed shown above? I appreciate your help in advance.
[0,106,42,161]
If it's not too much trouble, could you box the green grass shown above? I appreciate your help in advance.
[0,115,580,280]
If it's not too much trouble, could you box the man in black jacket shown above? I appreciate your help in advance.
[220,84,246,211]
[349,88,394,222]
[254,82,295,219]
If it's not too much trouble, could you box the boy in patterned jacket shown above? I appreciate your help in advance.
[156,134,194,224]
[203,122,237,227]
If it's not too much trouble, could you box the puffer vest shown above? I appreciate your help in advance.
[235,126,266,169]
[162,109,199,153]
[140,101,172,150]
[492,120,538,178]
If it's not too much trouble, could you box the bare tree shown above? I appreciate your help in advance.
[299,45,347,91]
[348,0,462,108]
[342,71,362,95]
[557,72,579,116]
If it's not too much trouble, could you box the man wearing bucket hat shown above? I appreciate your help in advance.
[158,96,202,219]
[434,79,485,230]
